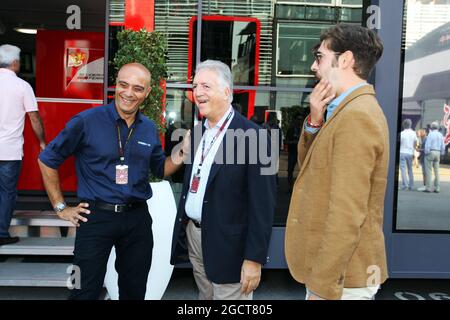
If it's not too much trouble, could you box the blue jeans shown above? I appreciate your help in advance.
[0,161,22,237]
[400,153,414,189]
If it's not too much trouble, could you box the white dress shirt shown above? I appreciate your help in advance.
[185,106,234,222]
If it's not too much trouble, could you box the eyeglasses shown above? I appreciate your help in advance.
[313,52,342,65]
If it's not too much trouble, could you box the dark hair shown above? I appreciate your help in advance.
[319,24,383,80]
[312,43,321,55]
[267,112,278,126]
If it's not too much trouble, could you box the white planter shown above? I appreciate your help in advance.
[104,180,177,300]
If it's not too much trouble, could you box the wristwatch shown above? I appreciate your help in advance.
[54,202,67,213]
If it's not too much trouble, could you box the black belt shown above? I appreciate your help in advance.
[87,200,145,213]
[190,218,201,228]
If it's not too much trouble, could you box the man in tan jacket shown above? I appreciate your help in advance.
[285,24,389,300]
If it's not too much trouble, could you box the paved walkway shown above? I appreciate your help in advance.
[0,268,449,300]
[397,165,450,230]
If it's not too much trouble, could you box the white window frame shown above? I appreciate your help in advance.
[276,0,362,8]
[275,22,329,78]
[277,1,335,7]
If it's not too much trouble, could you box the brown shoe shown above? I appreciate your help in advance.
[0,236,19,246]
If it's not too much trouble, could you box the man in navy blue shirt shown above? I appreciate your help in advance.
[38,63,188,300]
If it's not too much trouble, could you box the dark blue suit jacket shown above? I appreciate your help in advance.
[170,112,276,284]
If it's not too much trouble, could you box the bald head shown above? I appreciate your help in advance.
[115,63,152,123]
[118,63,151,87]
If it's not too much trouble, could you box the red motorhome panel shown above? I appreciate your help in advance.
[35,30,104,100]
[18,30,104,192]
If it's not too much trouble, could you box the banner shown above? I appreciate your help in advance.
[66,48,104,87]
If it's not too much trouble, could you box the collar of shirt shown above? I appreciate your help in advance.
[325,82,368,121]
[204,106,234,130]
[109,100,143,125]
[0,68,16,76]
[184,106,234,221]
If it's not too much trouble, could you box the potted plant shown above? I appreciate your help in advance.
[104,28,177,300]
[113,28,168,133]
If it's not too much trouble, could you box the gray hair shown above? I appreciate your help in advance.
[0,44,20,68]
[195,60,233,103]
[431,121,439,130]
[402,118,412,129]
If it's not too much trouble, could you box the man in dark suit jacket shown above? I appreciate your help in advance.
[170,60,276,300]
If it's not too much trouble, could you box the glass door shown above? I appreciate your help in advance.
[376,0,450,278]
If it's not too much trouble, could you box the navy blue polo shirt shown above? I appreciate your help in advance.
[39,102,165,204]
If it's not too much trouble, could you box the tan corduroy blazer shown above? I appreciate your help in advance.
[285,85,389,300]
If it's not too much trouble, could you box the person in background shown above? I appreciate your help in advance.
[399,119,417,191]
[423,121,445,193]
[0,44,46,246]
[262,113,282,186]
[285,114,302,191]
[416,128,427,191]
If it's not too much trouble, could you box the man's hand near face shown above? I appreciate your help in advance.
[309,79,335,125]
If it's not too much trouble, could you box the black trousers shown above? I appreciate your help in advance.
[69,203,153,300]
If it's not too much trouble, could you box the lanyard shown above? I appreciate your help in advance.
[198,111,233,171]
[117,124,134,164]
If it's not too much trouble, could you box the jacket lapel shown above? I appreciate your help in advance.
[205,112,243,190]
[297,85,376,179]
[182,122,205,195]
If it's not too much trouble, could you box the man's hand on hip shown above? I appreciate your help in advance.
[57,203,91,227]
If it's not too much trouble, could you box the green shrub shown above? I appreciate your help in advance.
[113,28,168,133]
